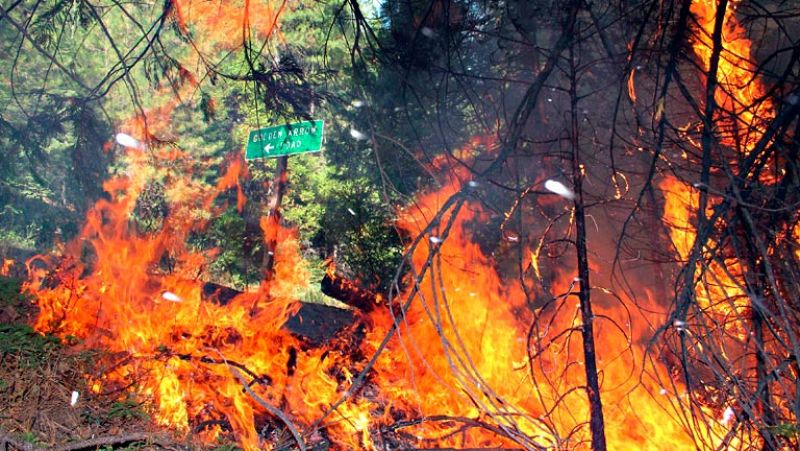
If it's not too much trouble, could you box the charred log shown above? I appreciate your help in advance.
[283,302,355,346]
[320,272,382,312]
[201,282,242,305]
[201,281,356,344]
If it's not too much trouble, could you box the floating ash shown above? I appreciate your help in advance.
[544,179,575,200]
[721,406,735,425]
[161,291,183,303]
[349,128,368,141]
[115,132,144,149]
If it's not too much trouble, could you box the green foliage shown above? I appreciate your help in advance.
[0,0,412,293]
[107,398,149,422]
[188,207,263,289]
[280,153,404,290]
[19,431,42,446]
[132,182,168,234]
[0,276,28,306]
[82,398,149,428]
[0,323,61,368]
[0,224,40,251]
[767,423,800,439]
[0,0,177,249]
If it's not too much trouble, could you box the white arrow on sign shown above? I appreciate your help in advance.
[264,143,275,153]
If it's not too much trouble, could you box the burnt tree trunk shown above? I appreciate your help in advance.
[569,32,607,451]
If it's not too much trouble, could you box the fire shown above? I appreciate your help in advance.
[25,126,726,449]
[658,0,783,345]
[172,0,286,51]
[350,138,726,449]
[795,224,800,260]
[651,1,794,447]
[659,176,749,328]
[690,0,774,154]
[1,258,13,276]
[25,147,384,449]
[17,0,790,449]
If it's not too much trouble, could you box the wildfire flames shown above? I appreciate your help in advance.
[25,135,712,449]
[19,0,795,450]
[690,0,774,152]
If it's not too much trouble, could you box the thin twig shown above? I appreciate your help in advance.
[210,349,307,451]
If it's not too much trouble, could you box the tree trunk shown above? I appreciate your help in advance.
[569,36,607,451]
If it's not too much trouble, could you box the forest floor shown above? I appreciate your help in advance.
[0,275,240,451]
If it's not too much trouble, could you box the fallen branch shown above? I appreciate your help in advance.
[0,430,172,451]
[0,430,40,451]
[51,433,170,451]
[381,415,538,450]
[170,352,267,384]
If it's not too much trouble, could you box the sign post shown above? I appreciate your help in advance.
[245,120,324,160]
[244,119,324,283]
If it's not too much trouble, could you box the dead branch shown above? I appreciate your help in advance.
[51,433,172,451]
[0,429,40,451]
[568,17,606,451]
[211,349,307,451]
[0,430,174,451]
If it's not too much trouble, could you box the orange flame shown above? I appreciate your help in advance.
[353,138,732,449]
[1,258,13,276]
[22,1,784,449]
[690,0,774,154]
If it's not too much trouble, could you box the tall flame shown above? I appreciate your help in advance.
[354,138,730,449]
[690,0,774,154]
[652,1,790,447]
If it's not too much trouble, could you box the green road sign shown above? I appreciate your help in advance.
[245,120,324,160]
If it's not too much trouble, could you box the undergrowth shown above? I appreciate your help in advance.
[0,323,61,368]
[0,276,27,306]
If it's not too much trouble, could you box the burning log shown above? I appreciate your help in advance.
[201,281,356,345]
[320,271,382,312]
[201,281,242,305]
